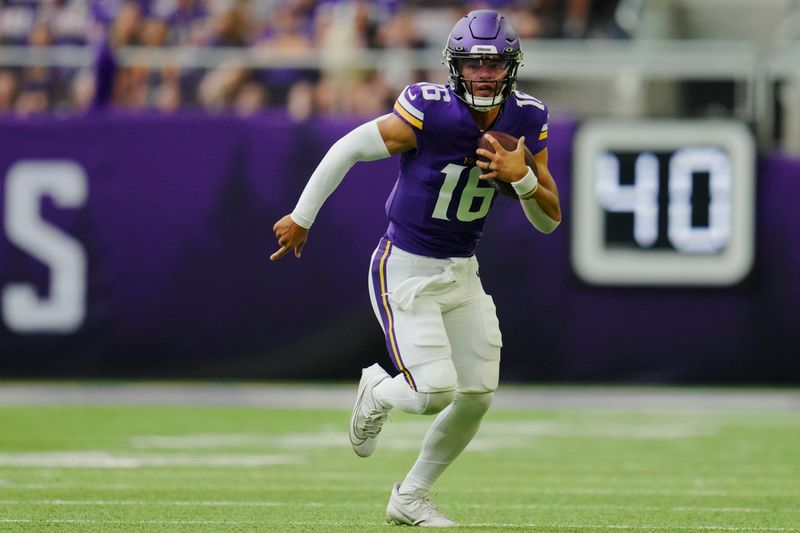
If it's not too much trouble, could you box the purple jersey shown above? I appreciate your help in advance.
[386,83,548,258]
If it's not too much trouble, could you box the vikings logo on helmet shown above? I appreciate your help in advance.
[443,10,524,111]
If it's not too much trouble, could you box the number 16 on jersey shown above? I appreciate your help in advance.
[571,120,755,286]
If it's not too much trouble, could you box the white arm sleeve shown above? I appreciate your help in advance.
[518,167,560,234]
[519,198,561,233]
[512,166,560,234]
[290,119,391,229]
[520,197,560,233]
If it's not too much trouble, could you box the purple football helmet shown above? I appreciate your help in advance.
[443,10,523,111]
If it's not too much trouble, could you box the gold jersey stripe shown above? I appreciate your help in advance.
[393,102,423,130]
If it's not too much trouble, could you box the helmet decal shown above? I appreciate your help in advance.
[470,45,498,54]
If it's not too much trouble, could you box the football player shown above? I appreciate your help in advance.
[271,9,561,527]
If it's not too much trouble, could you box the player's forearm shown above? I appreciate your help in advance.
[291,120,391,229]
[519,184,561,234]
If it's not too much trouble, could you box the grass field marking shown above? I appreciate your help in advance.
[24,464,795,485]
[1,499,797,515]
[472,419,720,442]
[0,499,788,513]
[380,419,722,452]
[15,467,799,487]
[449,486,800,497]
[0,518,252,526]
[0,483,135,490]
[0,499,324,507]
[467,503,766,513]
[282,522,800,531]
[0,451,303,468]
[130,431,346,449]
[3,483,799,498]
[127,416,723,454]
[0,519,798,531]
[458,526,800,531]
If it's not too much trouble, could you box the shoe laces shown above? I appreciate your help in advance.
[403,490,443,518]
[361,409,388,437]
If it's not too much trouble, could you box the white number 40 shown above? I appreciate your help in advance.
[596,147,732,253]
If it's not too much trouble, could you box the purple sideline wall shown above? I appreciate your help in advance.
[0,114,798,384]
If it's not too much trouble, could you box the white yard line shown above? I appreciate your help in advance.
[457,526,800,532]
[285,522,800,531]
[0,518,798,531]
[0,451,303,468]
[0,518,252,525]
[0,499,322,507]
[2,483,799,498]
[0,499,793,512]
[0,499,798,514]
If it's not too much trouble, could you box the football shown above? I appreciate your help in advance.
[477,130,536,199]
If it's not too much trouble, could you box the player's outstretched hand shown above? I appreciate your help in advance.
[270,215,308,261]
[475,134,528,183]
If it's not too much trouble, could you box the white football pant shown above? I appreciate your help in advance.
[368,237,502,394]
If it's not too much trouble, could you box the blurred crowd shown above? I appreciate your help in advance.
[0,0,626,119]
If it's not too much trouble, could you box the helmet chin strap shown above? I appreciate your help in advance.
[466,94,504,111]
[462,81,506,111]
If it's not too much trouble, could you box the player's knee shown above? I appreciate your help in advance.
[408,359,457,394]
[455,361,500,393]
[402,389,454,415]
[403,357,456,414]
[453,391,494,418]
[420,390,455,414]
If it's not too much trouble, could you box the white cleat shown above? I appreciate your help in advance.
[349,363,390,458]
[386,482,456,528]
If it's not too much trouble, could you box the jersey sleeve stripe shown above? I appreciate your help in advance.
[393,102,423,130]
[398,91,424,120]
[538,123,548,140]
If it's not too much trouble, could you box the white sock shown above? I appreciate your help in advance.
[398,392,493,496]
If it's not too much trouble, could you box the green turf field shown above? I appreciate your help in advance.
[0,401,798,531]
